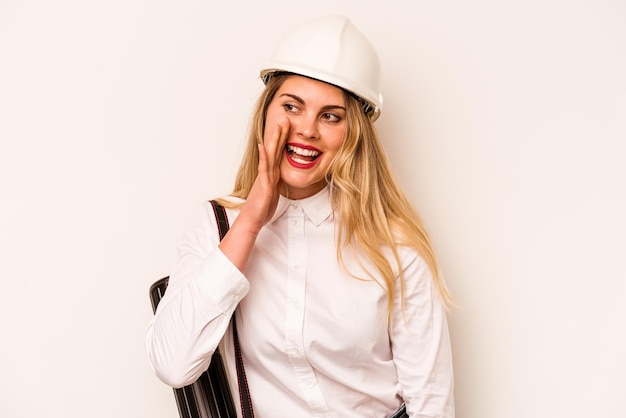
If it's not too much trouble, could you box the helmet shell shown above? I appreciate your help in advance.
[260,15,383,121]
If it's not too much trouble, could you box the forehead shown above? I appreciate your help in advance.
[276,75,345,106]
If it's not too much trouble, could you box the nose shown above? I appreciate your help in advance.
[294,113,319,140]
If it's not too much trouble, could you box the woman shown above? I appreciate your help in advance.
[146,15,455,417]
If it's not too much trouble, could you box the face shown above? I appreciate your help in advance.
[264,75,347,200]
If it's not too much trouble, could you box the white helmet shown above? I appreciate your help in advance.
[260,15,383,121]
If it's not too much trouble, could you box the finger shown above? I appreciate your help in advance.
[274,117,290,167]
[265,117,289,169]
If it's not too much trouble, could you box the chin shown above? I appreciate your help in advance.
[282,180,326,199]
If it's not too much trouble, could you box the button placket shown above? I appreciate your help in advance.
[285,202,330,415]
[285,203,306,363]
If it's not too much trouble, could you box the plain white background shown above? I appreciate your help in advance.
[1,1,624,417]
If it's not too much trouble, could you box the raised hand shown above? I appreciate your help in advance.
[241,116,290,232]
[217,117,290,271]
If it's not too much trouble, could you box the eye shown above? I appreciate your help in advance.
[282,103,300,113]
[321,112,341,123]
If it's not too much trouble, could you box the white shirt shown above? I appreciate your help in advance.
[146,187,454,418]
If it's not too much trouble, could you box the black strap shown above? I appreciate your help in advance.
[210,200,255,418]
[388,403,408,418]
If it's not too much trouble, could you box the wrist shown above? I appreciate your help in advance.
[230,217,263,239]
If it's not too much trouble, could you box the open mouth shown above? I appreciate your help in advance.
[286,144,321,165]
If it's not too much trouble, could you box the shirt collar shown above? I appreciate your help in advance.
[269,186,333,227]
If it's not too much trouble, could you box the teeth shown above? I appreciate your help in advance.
[291,155,311,164]
[287,145,320,157]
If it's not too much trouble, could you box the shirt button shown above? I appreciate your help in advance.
[293,220,300,227]
[290,202,298,208]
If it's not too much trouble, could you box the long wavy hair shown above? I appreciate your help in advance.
[221,73,454,313]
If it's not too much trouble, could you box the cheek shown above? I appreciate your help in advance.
[326,128,346,153]
[319,134,345,168]
[263,105,288,140]
[262,124,270,142]
[263,109,278,140]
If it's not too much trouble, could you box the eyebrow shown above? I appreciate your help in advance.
[279,93,346,111]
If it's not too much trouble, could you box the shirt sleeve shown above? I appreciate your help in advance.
[390,250,455,418]
[145,202,249,388]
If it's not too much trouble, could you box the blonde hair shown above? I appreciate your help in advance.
[221,73,454,313]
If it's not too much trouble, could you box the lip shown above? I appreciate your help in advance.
[284,142,322,169]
